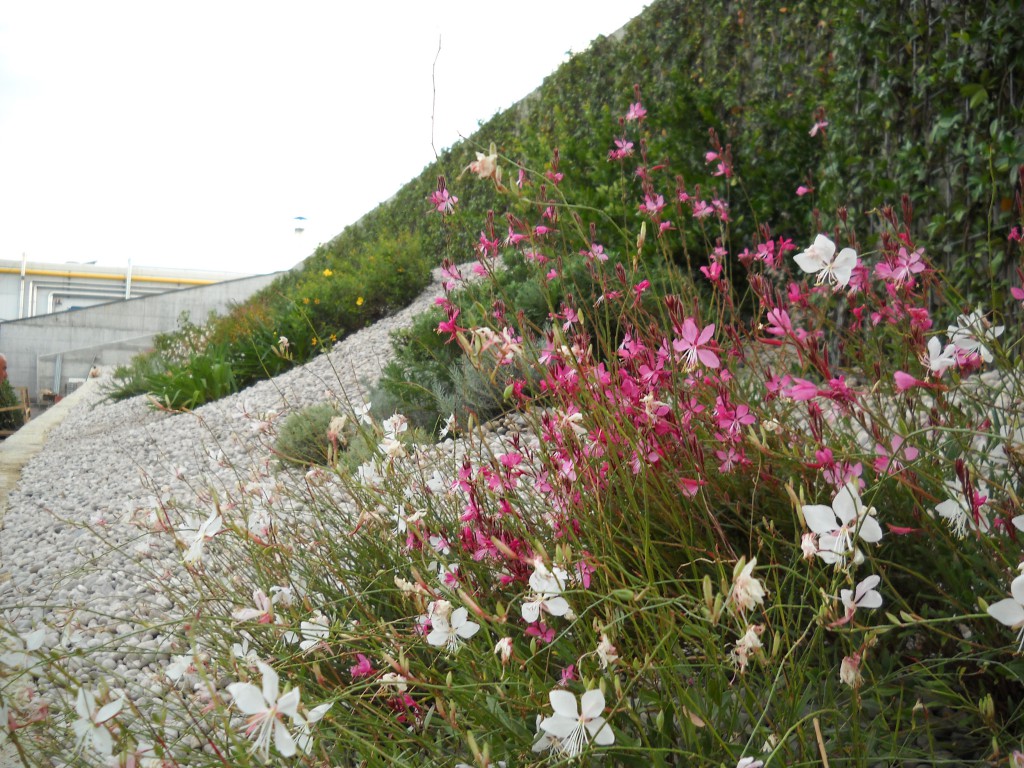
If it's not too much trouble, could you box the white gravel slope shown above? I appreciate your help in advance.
[0,271,450,713]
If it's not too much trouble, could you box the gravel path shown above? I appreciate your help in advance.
[0,270,452,731]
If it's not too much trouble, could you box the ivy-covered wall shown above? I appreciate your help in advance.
[262,0,1023,314]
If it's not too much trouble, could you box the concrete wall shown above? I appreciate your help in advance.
[0,272,281,400]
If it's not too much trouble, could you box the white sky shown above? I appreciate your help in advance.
[0,1,650,276]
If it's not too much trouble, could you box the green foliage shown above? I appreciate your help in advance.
[104,344,238,411]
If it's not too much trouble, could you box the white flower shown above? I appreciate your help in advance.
[538,688,614,758]
[522,560,572,623]
[948,309,1003,363]
[596,633,619,669]
[0,627,46,669]
[354,402,373,425]
[439,413,457,439]
[521,592,571,623]
[382,413,409,437]
[731,624,764,673]
[72,688,123,757]
[226,661,302,759]
[380,672,408,694]
[232,588,274,623]
[378,435,407,460]
[181,509,223,565]
[494,637,513,664]
[801,532,818,560]
[737,758,765,768]
[794,234,858,288]
[934,479,991,538]
[840,574,883,615]
[297,612,330,653]
[426,606,479,654]
[729,557,767,613]
[924,336,957,376]
[802,482,883,567]
[232,633,260,667]
[293,701,333,755]
[987,569,1024,652]
[839,653,862,688]
[395,575,428,596]
[165,653,198,682]
[529,561,569,595]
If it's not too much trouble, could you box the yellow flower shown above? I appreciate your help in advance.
[314,298,320,305]
[311,337,318,346]
[303,297,310,305]
[329,334,337,342]
[356,297,364,307]
[322,268,333,277]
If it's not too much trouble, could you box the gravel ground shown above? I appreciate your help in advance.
[0,269,455,730]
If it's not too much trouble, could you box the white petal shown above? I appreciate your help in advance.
[277,688,301,718]
[988,598,1024,627]
[521,599,540,623]
[450,607,468,626]
[75,688,93,720]
[274,719,297,757]
[91,724,114,756]
[540,713,578,740]
[857,516,884,543]
[1012,575,1024,605]
[858,590,883,609]
[228,682,268,715]
[588,716,615,745]
[259,661,279,704]
[95,698,123,723]
[546,596,571,617]
[813,233,836,256]
[549,689,579,718]
[456,620,480,640]
[426,627,449,647]
[23,628,46,652]
[832,484,861,524]
[580,688,606,718]
[832,248,858,285]
[305,702,333,724]
[794,251,825,274]
[802,505,838,535]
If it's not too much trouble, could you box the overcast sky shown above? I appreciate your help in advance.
[0,2,650,276]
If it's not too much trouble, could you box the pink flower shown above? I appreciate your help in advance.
[625,101,647,121]
[809,119,829,137]
[796,185,812,196]
[429,187,457,215]
[874,435,919,475]
[639,193,665,217]
[783,377,819,401]
[893,371,926,391]
[764,307,793,337]
[672,318,719,369]
[350,654,374,679]
[607,138,634,161]
[875,246,926,286]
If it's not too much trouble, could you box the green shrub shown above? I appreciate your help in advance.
[0,380,26,432]
[274,403,345,467]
